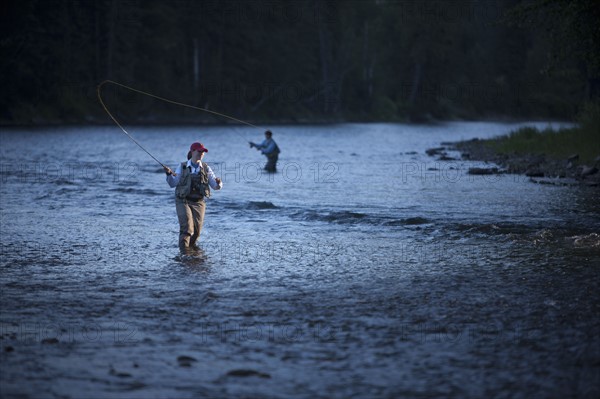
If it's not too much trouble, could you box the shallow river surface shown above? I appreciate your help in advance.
[1,122,599,398]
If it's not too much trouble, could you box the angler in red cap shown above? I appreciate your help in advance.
[164,142,222,253]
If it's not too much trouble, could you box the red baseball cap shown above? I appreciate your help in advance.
[190,142,208,153]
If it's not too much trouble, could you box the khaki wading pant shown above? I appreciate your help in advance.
[175,198,206,250]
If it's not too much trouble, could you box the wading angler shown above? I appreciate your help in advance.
[164,142,223,253]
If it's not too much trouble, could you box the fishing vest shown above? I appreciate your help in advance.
[175,162,211,201]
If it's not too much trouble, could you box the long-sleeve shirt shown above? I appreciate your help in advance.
[254,138,278,155]
[166,159,223,190]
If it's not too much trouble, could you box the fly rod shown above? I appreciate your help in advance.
[97,80,262,167]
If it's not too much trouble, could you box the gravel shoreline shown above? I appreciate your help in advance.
[425,139,600,187]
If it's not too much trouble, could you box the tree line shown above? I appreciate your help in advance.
[1,0,598,125]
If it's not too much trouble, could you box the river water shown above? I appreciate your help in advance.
[1,122,598,398]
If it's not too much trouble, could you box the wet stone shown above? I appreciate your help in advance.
[580,166,598,177]
[468,167,499,175]
[226,369,271,379]
[426,147,445,156]
[177,355,198,363]
[525,169,544,177]
[109,367,132,378]
[177,355,198,367]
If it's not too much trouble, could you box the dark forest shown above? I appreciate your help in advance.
[1,0,598,124]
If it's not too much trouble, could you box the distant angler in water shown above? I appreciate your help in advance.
[163,142,222,253]
[250,130,280,173]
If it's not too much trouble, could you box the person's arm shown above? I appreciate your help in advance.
[166,164,182,187]
[206,165,223,190]
[262,139,276,154]
[254,139,267,150]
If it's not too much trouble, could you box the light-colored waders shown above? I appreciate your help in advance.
[176,198,206,251]
[174,162,211,252]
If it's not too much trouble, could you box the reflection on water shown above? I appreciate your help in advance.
[1,122,599,398]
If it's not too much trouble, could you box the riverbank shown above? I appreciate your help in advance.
[430,119,600,187]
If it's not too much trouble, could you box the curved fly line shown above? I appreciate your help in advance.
[97,80,262,167]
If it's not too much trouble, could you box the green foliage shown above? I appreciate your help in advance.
[577,101,600,133]
[372,96,398,121]
[505,0,600,78]
[0,0,595,124]
[488,106,600,163]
